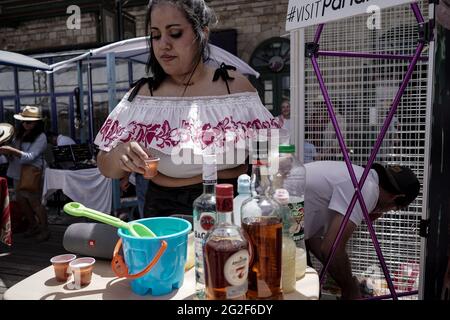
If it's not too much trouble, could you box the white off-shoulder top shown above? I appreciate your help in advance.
[94,91,280,178]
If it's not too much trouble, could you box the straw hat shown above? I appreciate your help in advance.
[0,123,15,145]
[13,106,42,121]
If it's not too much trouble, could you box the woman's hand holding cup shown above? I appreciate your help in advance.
[117,141,159,179]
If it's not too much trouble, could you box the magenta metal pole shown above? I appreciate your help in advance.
[310,55,398,300]
[411,2,425,24]
[366,290,419,301]
[318,50,428,62]
[314,24,325,44]
[351,41,426,195]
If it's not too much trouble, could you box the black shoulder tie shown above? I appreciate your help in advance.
[213,63,236,94]
[128,77,154,102]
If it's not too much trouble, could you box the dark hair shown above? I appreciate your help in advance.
[15,120,44,143]
[372,163,411,208]
[281,98,290,106]
[145,0,217,90]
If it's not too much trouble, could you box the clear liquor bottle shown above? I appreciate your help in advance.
[204,184,250,300]
[192,154,217,299]
[241,139,283,300]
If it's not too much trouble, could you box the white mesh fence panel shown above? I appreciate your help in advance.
[303,1,430,299]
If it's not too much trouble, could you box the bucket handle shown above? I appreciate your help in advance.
[111,238,168,280]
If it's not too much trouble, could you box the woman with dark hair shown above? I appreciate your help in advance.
[0,106,50,242]
[95,0,279,217]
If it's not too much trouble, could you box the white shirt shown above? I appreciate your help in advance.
[57,135,76,146]
[94,92,278,178]
[304,161,379,240]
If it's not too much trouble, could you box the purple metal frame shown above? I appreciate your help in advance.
[318,50,428,62]
[309,3,429,300]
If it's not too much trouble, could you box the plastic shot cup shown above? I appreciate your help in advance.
[143,157,160,179]
[50,254,76,282]
[69,257,96,288]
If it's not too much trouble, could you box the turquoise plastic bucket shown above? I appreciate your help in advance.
[117,217,192,296]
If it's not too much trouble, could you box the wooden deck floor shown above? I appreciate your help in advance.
[0,209,77,300]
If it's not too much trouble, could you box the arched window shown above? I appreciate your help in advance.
[249,37,290,116]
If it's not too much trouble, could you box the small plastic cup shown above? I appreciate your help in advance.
[50,254,76,282]
[143,157,160,179]
[69,257,96,288]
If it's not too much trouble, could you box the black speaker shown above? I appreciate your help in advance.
[63,223,119,260]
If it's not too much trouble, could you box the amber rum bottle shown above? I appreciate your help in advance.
[241,139,283,299]
[204,184,250,300]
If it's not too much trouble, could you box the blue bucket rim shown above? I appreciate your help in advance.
[118,217,192,240]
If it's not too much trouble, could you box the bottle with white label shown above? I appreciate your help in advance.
[192,154,217,299]
[233,174,251,226]
[277,145,307,279]
[204,184,250,300]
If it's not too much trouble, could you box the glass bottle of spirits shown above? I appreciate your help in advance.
[233,174,251,227]
[274,188,296,293]
[204,184,250,300]
[192,154,217,299]
[241,139,283,299]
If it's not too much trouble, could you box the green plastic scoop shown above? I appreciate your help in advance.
[63,202,156,238]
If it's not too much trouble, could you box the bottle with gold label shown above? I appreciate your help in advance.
[204,184,250,300]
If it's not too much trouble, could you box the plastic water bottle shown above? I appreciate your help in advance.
[277,145,307,279]
[233,174,251,226]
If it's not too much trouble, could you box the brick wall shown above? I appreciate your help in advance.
[1,1,289,63]
[209,0,289,62]
[0,12,98,52]
[127,1,290,62]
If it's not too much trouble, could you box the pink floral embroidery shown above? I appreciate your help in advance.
[98,116,281,151]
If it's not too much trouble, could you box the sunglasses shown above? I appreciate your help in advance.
[22,121,36,124]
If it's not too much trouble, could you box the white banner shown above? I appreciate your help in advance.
[286,0,417,31]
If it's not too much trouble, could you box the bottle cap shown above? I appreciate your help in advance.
[216,184,234,198]
[279,144,295,154]
[216,184,234,212]
[237,174,251,194]
[274,188,289,205]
